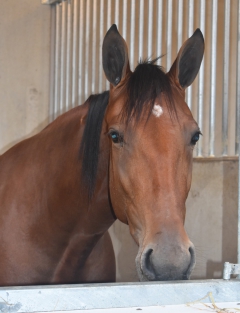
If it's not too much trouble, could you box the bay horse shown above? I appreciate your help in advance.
[0,25,204,285]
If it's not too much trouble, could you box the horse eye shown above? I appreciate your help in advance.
[191,132,201,145]
[109,131,123,144]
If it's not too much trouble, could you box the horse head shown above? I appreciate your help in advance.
[102,25,204,281]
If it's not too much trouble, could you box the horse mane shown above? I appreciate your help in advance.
[80,58,176,200]
[79,91,109,199]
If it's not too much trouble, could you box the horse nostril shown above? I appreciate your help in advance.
[189,246,195,262]
[186,245,196,279]
[141,248,155,281]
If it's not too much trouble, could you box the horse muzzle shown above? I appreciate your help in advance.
[136,241,196,281]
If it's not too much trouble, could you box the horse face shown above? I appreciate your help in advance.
[103,25,204,281]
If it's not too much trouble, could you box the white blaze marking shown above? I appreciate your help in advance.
[152,104,163,117]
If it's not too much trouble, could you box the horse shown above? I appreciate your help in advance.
[0,24,204,286]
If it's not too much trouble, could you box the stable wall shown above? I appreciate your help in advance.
[0,1,238,283]
[0,0,52,154]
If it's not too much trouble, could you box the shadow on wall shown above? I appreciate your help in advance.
[205,160,238,279]
[221,161,238,268]
[186,160,238,280]
[109,221,139,282]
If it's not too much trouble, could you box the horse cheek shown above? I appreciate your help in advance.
[108,160,129,225]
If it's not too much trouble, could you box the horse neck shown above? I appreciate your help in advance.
[51,106,115,236]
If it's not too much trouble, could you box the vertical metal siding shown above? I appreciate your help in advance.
[138,0,144,62]
[53,3,61,121]
[147,0,153,58]
[91,0,97,95]
[166,0,172,71]
[222,0,230,156]
[197,0,205,157]
[237,0,240,268]
[49,0,240,158]
[156,0,163,65]
[59,1,67,114]
[236,0,240,156]
[177,0,183,51]
[130,0,136,67]
[78,0,84,105]
[49,4,56,121]
[209,0,218,156]
[98,0,104,94]
[84,0,90,100]
[71,0,79,107]
[122,0,127,41]
[186,0,194,111]
[66,0,72,111]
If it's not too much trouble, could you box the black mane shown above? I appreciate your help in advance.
[79,91,109,199]
[80,59,176,199]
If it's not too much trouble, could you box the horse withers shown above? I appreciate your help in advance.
[0,25,204,285]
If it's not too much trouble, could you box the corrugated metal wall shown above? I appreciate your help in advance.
[46,0,240,157]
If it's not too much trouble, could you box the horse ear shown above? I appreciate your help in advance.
[102,24,129,86]
[168,29,204,89]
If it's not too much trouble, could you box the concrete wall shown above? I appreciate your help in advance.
[109,158,238,281]
[0,1,52,154]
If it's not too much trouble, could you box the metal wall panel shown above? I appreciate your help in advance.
[47,0,239,158]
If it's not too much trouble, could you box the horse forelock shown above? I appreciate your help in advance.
[121,58,177,123]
